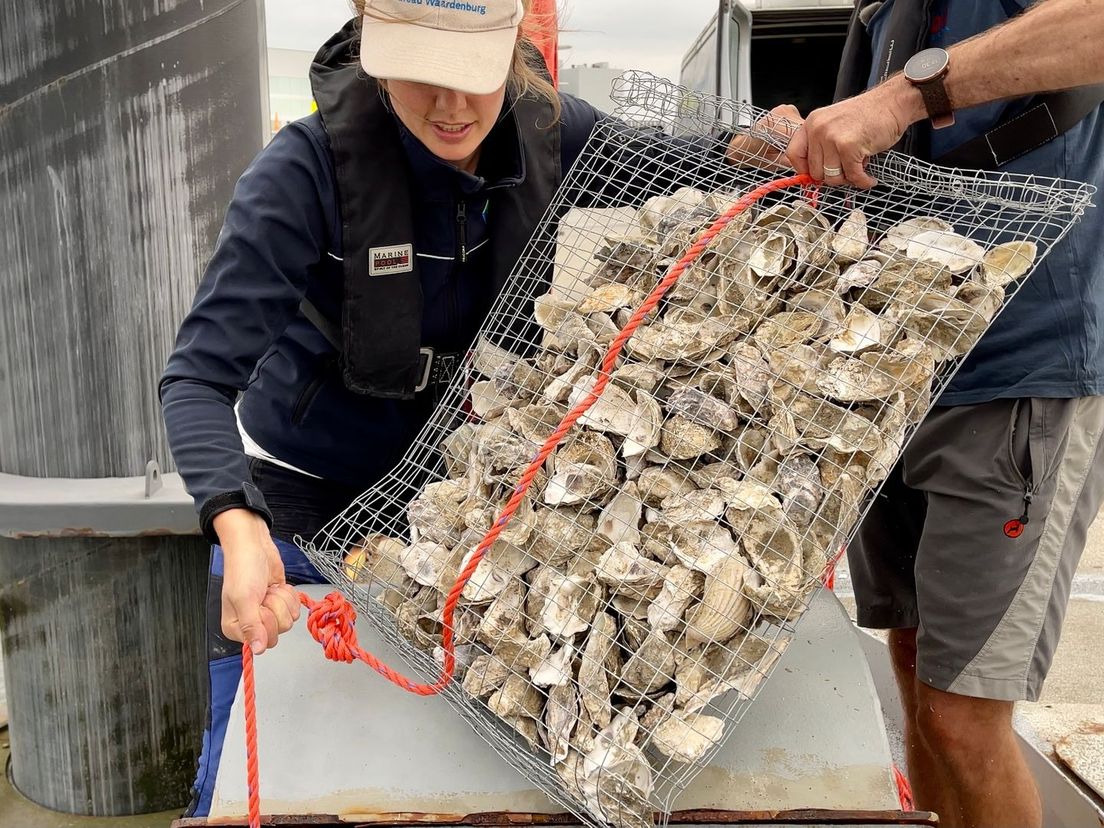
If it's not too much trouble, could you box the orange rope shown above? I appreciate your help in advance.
[241,645,261,828]
[240,173,814,826]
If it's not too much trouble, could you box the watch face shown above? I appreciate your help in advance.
[905,48,950,83]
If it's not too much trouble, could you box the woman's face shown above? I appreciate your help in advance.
[385,79,508,174]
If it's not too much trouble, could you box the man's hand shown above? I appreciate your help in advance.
[215,508,301,654]
[727,104,804,169]
[786,77,923,189]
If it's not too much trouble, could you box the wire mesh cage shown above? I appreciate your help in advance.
[300,72,1095,828]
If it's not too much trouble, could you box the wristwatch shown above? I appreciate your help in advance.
[903,47,955,129]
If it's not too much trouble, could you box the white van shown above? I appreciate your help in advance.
[679,0,854,116]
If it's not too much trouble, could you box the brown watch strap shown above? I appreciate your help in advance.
[919,76,955,128]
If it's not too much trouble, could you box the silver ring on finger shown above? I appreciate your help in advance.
[823,165,843,177]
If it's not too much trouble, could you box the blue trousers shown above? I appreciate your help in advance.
[186,458,359,817]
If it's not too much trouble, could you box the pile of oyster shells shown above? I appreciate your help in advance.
[343,187,1036,828]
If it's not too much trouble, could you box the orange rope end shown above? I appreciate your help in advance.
[242,643,261,828]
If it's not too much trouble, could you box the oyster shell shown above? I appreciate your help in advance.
[776,454,823,527]
[771,393,886,454]
[611,362,666,395]
[410,479,470,545]
[817,339,936,402]
[492,358,547,401]
[620,629,679,695]
[463,654,512,699]
[647,565,705,632]
[981,240,1037,287]
[684,554,754,646]
[636,466,698,508]
[742,515,810,621]
[529,509,599,567]
[752,311,826,352]
[675,635,782,712]
[666,385,740,432]
[478,579,528,648]
[658,489,726,525]
[578,611,621,730]
[579,282,644,315]
[905,229,984,274]
[651,711,725,764]
[441,422,477,478]
[343,536,409,587]
[572,377,639,437]
[547,346,601,403]
[534,293,579,332]
[399,541,462,590]
[471,380,514,419]
[836,258,883,293]
[857,259,954,312]
[460,539,535,603]
[626,315,736,363]
[544,678,579,765]
[658,414,722,461]
[827,305,883,354]
[531,642,576,687]
[597,484,644,547]
[488,674,545,720]
[623,392,663,457]
[545,432,618,508]
[506,403,567,444]
[831,209,869,263]
[580,711,654,828]
[491,632,553,673]
[955,279,1004,323]
[726,341,772,413]
[541,573,602,638]
[596,542,669,599]
[881,216,955,253]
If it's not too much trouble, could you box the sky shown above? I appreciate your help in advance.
[264,0,723,83]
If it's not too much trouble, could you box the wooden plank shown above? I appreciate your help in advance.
[172,808,938,827]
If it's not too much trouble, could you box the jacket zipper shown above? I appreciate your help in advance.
[445,199,467,346]
[456,200,469,264]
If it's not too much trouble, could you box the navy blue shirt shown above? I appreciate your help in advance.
[866,0,1104,404]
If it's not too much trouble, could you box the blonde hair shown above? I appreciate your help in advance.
[352,0,561,123]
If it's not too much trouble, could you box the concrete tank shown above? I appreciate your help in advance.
[0,0,267,814]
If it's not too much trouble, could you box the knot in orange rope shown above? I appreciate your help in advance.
[303,591,361,664]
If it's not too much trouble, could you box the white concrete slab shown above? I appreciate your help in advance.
[210,589,899,821]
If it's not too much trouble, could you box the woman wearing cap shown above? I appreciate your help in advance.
[162,0,736,814]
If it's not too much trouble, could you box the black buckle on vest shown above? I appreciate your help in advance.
[414,348,464,395]
[414,347,435,394]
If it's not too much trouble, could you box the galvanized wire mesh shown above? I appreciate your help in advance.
[300,72,1094,828]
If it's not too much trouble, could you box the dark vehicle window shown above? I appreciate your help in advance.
[748,10,851,114]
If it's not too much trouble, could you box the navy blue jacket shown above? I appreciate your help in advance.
[160,93,726,530]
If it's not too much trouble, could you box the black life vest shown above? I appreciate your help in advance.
[310,20,562,400]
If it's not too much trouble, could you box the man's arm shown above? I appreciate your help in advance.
[788,0,1104,188]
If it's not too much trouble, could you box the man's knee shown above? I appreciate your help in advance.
[914,682,1014,759]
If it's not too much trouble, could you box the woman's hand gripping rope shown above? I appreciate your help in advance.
[239,173,817,828]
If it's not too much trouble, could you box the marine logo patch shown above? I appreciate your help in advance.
[369,244,414,276]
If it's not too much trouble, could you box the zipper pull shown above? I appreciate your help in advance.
[456,201,468,264]
[1005,488,1034,539]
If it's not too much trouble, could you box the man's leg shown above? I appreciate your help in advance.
[900,397,1104,826]
[914,682,1040,828]
[887,629,961,824]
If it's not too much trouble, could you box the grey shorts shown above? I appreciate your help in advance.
[849,396,1104,702]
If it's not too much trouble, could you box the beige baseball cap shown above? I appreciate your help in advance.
[360,0,525,95]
